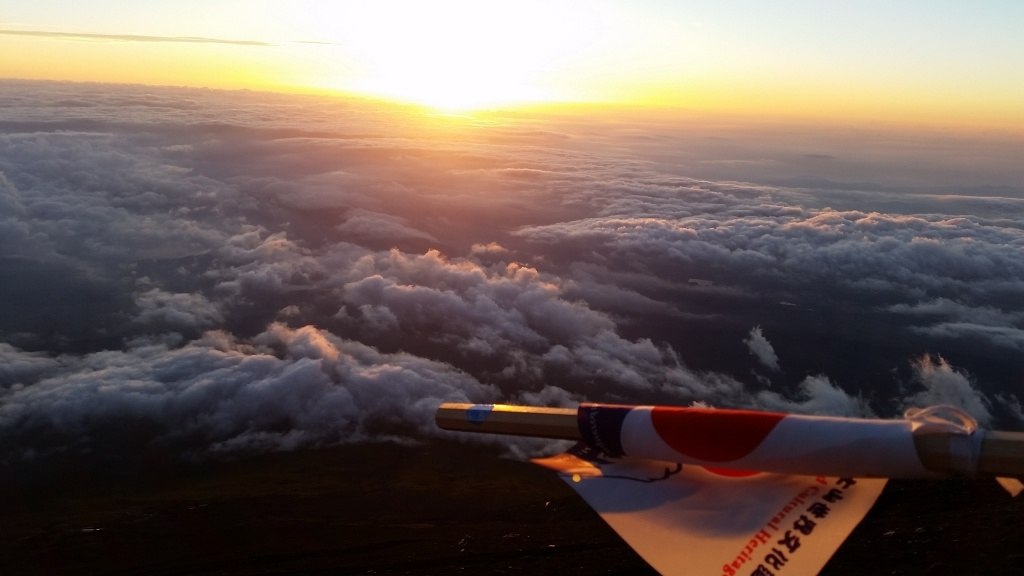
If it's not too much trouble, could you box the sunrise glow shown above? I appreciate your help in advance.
[1,0,1022,125]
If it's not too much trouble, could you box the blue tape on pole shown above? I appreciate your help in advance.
[578,403,631,457]
[467,404,493,424]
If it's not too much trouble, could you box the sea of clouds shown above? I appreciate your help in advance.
[1,80,1022,464]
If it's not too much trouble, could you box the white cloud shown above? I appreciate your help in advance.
[0,324,498,460]
[334,209,437,244]
[903,355,992,427]
[134,288,223,330]
[755,375,873,417]
[0,343,63,386]
[888,298,1024,351]
[744,326,781,372]
[908,323,1024,352]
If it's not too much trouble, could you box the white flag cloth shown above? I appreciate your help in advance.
[535,447,886,576]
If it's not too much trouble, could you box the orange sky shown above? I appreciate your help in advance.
[2,1,1022,130]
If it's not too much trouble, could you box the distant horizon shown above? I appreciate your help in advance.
[4,76,1022,140]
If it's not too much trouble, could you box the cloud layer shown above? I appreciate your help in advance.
[1,80,1022,464]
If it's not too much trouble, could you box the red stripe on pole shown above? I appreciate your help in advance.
[651,407,786,462]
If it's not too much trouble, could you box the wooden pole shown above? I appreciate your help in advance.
[979,431,1024,476]
[435,403,581,440]
[437,402,1024,478]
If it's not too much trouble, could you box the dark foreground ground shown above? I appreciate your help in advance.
[2,441,1022,575]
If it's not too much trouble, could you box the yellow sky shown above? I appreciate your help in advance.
[2,1,1022,130]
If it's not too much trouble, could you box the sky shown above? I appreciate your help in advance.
[1,0,1023,127]
[1,80,1022,466]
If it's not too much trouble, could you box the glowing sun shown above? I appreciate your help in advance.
[316,1,600,111]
